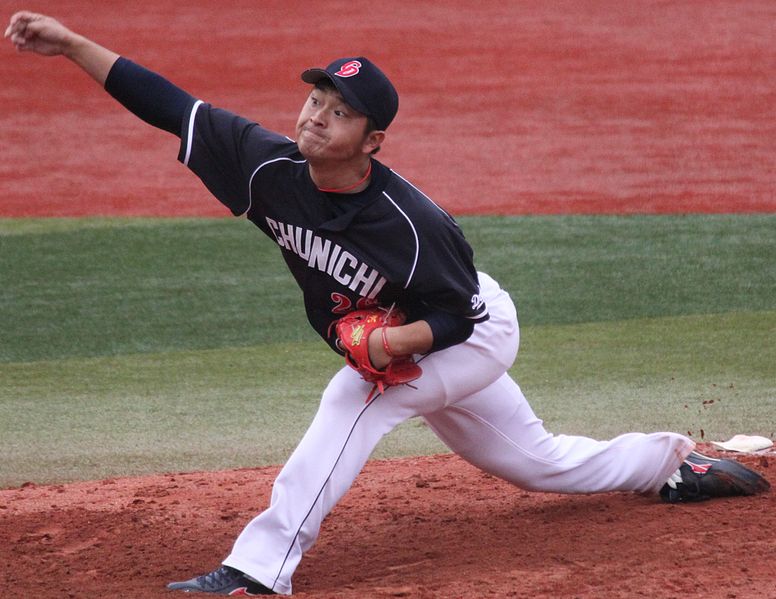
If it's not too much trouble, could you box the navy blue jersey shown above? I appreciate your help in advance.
[178,101,488,351]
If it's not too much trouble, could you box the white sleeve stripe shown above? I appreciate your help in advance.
[382,191,419,289]
[182,100,204,167]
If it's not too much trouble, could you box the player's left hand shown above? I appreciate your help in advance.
[334,307,422,401]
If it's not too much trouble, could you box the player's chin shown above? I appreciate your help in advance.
[298,140,334,163]
[297,135,323,158]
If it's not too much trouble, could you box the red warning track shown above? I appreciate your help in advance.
[1,1,775,217]
[1,3,775,598]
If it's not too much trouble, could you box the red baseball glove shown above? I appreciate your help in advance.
[334,307,423,401]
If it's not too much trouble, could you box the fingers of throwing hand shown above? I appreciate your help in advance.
[5,11,27,35]
[5,11,40,41]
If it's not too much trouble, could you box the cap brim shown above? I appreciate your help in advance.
[300,68,330,85]
[300,68,371,120]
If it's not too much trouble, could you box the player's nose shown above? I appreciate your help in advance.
[309,107,328,127]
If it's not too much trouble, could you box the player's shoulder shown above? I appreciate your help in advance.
[191,101,297,153]
[380,167,460,228]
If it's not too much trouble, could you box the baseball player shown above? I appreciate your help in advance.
[6,12,770,596]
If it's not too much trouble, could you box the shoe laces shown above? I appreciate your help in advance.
[198,565,240,590]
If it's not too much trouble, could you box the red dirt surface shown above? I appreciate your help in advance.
[2,2,775,598]
[1,0,776,217]
[1,448,773,599]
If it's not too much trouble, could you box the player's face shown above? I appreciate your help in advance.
[296,87,381,163]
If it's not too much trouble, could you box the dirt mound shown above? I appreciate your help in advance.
[1,447,772,598]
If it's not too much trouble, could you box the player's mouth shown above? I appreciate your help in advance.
[301,127,327,142]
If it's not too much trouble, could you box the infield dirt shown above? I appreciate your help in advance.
[2,1,775,597]
[1,448,773,598]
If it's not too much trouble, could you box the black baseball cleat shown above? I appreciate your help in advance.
[167,565,276,595]
[660,450,770,503]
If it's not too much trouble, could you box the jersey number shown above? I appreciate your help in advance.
[331,293,378,314]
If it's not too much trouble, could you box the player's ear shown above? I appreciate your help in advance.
[362,130,385,155]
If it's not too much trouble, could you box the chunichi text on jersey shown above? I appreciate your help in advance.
[265,216,387,300]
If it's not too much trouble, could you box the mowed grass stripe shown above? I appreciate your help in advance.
[1,311,773,487]
[514,310,776,442]
[0,341,441,486]
[0,217,311,362]
[2,215,775,363]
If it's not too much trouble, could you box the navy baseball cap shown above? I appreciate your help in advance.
[301,57,399,131]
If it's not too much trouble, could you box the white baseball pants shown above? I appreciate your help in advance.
[223,272,694,594]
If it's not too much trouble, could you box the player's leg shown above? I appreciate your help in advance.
[423,373,694,495]
[222,366,413,594]
[222,274,521,593]
[222,354,515,592]
[223,358,509,593]
[170,367,428,595]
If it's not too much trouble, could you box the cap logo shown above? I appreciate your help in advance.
[334,60,362,78]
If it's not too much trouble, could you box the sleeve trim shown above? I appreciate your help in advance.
[182,100,204,166]
[467,310,490,322]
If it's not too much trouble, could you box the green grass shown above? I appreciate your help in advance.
[1,215,774,487]
[467,215,776,325]
[0,343,444,484]
[3,215,774,362]
[514,311,776,441]
[0,218,311,362]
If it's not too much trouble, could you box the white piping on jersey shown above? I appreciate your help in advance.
[182,100,204,167]
[391,170,451,218]
[393,171,487,321]
[381,191,419,289]
[246,157,308,216]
